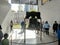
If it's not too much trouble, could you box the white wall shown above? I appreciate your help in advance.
[1,0,60,33]
[0,0,10,24]
[1,11,26,34]
[38,0,60,29]
[1,10,14,34]
[0,0,11,34]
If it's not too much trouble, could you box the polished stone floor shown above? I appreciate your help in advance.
[9,29,58,45]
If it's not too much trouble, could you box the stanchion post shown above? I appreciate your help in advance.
[24,19,26,44]
[40,19,42,41]
[11,34,12,45]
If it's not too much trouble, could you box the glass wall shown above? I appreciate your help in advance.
[11,4,38,12]
[11,0,38,5]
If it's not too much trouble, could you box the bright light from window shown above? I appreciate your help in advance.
[8,0,38,12]
[8,0,11,4]
[29,5,38,12]
[11,4,19,12]
[9,29,36,40]
[19,4,25,12]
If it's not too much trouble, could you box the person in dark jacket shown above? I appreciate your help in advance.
[53,21,58,33]
[10,20,13,31]
[0,25,3,45]
[19,20,26,34]
[57,23,60,45]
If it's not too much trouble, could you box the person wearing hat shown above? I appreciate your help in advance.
[0,25,3,45]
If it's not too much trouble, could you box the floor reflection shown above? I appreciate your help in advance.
[9,28,58,45]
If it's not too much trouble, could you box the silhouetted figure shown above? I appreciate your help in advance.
[43,21,50,35]
[56,23,60,45]
[29,17,37,29]
[0,25,3,45]
[21,21,25,32]
[21,21,25,28]
[36,21,40,34]
[2,33,9,45]
[10,20,13,31]
[19,20,26,34]
[53,21,58,33]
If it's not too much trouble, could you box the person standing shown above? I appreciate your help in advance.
[56,23,60,45]
[0,25,3,45]
[19,20,26,34]
[52,21,58,33]
[21,20,26,29]
[10,20,13,32]
[2,33,9,45]
[43,21,50,35]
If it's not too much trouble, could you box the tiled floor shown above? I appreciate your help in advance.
[9,29,58,45]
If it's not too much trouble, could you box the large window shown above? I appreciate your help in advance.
[25,5,38,12]
[10,0,38,12]
[11,0,38,5]
[11,4,38,12]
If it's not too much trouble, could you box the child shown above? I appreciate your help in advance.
[2,33,9,45]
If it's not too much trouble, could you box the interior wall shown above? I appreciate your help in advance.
[1,0,60,33]
[38,0,60,29]
[0,0,10,24]
[1,10,14,34]
[2,11,26,34]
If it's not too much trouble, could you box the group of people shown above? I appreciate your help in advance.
[0,19,60,45]
[43,21,60,45]
[0,25,9,45]
[53,21,60,45]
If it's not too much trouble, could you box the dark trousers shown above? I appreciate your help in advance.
[53,29,57,33]
[58,39,60,45]
[45,28,49,35]
[10,26,13,32]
